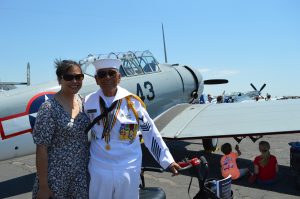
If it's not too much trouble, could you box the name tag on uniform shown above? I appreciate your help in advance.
[87,109,97,113]
[87,109,97,121]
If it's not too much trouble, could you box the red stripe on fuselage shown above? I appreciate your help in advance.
[3,129,32,139]
[0,122,5,140]
[0,91,56,140]
[0,112,27,140]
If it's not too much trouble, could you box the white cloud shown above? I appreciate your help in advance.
[213,70,240,77]
[197,67,240,78]
[198,68,210,73]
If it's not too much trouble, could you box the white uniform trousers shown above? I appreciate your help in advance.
[89,161,140,199]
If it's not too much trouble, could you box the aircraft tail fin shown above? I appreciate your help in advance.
[27,62,30,86]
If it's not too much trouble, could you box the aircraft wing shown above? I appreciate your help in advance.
[154,99,300,139]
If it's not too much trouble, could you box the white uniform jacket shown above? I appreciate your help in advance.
[84,86,174,170]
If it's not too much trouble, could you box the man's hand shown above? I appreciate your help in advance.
[169,162,181,176]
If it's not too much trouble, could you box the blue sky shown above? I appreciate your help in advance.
[1,0,299,97]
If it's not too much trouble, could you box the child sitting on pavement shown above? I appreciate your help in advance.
[220,143,249,180]
[250,141,278,185]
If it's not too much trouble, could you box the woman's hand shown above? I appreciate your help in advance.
[36,185,54,199]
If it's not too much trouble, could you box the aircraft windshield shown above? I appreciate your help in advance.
[79,50,160,77]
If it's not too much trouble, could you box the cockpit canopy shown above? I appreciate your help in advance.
[79,50,160,77]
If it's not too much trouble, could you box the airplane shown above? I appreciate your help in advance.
[222,83,268,103]
[1,50,300,162]
[0,62,31,91]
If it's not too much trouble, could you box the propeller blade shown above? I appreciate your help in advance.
[204,79,228,85]
[250,83,257,91]
[259,83,266,92]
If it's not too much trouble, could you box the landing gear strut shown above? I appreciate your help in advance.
[202,138,218,151]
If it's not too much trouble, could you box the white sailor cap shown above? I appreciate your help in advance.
[92,58,122,71]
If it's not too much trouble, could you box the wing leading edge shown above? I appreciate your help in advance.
[154,99,300,139]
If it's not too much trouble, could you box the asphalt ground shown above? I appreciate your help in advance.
[1,134,300,199]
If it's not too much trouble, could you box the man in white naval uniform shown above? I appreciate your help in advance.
[84,58,180,199]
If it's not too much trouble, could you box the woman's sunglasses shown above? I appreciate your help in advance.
[62,74,84,81]
[97,70,117,79]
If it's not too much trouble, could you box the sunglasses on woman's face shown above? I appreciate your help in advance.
[96,70,117,79]
[62,74,84,81]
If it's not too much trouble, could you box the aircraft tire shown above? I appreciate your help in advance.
[202,138,218,151]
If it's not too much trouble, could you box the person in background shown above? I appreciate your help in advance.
[207,94,213,103]
[220,143,249,180]
[252,141,278,184]
[199,94,205,104]
[32,60,90,199]
[84,58,180,199]
[216,95,223,103]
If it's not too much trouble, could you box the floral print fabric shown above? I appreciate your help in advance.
[32,95,90,199]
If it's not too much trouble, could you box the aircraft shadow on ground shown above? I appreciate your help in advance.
[0,173,35,198]
[142,140,300,197]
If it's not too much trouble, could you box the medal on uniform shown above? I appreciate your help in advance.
[103,131,111,150]
[100,97,122,150]
[105,144,111,150]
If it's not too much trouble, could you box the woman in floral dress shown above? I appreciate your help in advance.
[32,60,90,199]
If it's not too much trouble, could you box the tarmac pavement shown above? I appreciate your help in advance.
[1,134,300,198]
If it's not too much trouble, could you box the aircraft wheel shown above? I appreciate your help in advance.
[202,138,218,151]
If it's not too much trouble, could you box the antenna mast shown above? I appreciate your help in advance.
[162,23,168,63]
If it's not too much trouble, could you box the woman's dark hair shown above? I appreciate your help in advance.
[54,59,82,80]
[221,143,232,155]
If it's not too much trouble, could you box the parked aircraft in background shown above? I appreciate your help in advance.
[202,83,280,104]
[0,63,31,91]
[1,51,300,161]
[222,83,268,103]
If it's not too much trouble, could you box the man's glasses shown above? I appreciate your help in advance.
[62,74,84,81]
[97,70,117,78]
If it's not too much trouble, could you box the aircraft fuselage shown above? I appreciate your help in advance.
[0,58,202,161]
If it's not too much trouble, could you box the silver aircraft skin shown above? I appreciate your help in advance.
[1,51,300,161]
